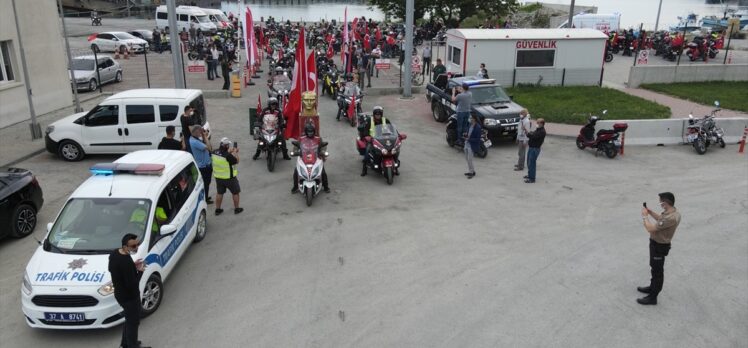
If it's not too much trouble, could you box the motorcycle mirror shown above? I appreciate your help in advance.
[324,151,329,157]
[714,100,720,107]
[689,114,693,119]
[399,133,407,140]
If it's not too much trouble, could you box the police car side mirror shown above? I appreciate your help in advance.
[509,95,513,100]
[47,222,53,233]
[160,225,177,236]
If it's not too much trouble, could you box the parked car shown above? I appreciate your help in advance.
[0,168,44,239]
[69,55,122,92]
[90,32,148,54]
[128,29,154,45]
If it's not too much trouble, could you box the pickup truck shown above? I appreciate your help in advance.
[426,75,523,138]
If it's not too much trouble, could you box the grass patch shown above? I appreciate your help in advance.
[506,86,671,125]
[640,81,748,113]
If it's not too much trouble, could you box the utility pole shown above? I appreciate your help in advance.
[12,0,41,139]
[58,0,82,112]
[654,0,664,32]
[167,0,185,88]
[402,0,414,98]
[567,0,576,29]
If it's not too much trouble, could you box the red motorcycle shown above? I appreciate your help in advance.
[575,111,628,159]
[687,36,708,62]
[357,119,407,185]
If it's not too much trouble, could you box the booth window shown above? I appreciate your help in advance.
[1,41,16,83]
[516,50,555,67]
[451,46,461,65]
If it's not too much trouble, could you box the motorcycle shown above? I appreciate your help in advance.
[707,38,719,59]
[322,69,340,99]
[337,85,363,127]
[91,16,102,26]
[357,119,407,185]
[605,45,614,63]
[291,137,328,206]
[445,114,489,158]
[687,36,708,62]
[686,101,726,155]
[575,111,628,159]
[254,113,284,172]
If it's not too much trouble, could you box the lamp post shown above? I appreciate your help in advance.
[12,0,42,139]
[58,0,82,112]
[402,0,414,98]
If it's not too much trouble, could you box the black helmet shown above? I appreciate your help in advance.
[268,97,278,108]
[304,123,316,137]
[372,106,383,117]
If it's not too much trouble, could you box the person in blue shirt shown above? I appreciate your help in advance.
[189,126,214,204]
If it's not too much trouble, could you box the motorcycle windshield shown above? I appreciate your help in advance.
[300,138,320,164]
[374,124,399,146]
[343,82,358,97]
[262,114,279,130]
[272,76,291,92]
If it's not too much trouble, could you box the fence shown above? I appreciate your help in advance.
[627,64,748,88]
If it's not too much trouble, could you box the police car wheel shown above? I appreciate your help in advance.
[140,274,163,317]
[193,210,207,243]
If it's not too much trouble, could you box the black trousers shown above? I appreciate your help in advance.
[199,166,212,199]
[649,239,671,297]
[119,298,140,348]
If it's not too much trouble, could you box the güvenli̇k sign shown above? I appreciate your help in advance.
[515,40,557,49]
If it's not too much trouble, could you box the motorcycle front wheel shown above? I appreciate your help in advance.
[575,138,585,150]
[694,138,707,155]
[719,138,726,148]
[605,144,618,158]
[305,188,313,207]
[385,167,394,185]
[605,53,613,62]
[267,148,277,172]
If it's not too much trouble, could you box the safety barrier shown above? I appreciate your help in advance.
[627,64,748,88]
[596,118,748,146]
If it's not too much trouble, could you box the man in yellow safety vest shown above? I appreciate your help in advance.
[211,137,243,215]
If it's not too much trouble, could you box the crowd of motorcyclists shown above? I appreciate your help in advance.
[607,28,725,62]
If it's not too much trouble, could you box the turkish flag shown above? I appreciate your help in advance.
[283,27,308,140]
[257,94,262,114]
[326,42,333,59]
[342,7,348,63]
[364,34,371,52]
[347,91,356,120]
[307,50,317,97]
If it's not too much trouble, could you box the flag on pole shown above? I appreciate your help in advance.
[347,91,356,120]
[283,27,308,140]
[307,50,317,97]
[341,6,348,62]
[257,94,262,113]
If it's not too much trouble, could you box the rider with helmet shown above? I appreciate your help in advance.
[337,73,362,120]
[253,97,292,160]
[360,106,394,177]
[291,123,330,193]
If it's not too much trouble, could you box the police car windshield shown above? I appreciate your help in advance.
[47,198,151,254]
[471,86,511,104]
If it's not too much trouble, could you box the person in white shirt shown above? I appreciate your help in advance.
[371,45,382,78]
[211,46,221,78]
[422,45,432,75]
[515,109,531,171]
[476,63,488,79]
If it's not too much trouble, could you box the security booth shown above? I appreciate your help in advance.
[444,29,608,86]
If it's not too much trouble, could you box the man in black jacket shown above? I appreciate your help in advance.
[108,234,150,348]
[221,59,232,90]
[158,125,183,150]
[524,118,546,183]
[180,106,194,153]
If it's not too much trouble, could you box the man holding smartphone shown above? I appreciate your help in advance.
[638,192,681,305]
[211,137,243,216]
[109,234,150,348]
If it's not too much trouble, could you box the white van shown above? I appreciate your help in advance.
[155,5,217,33]
[21,150,208,329]
[45,89,208,161]
[558,13,621,33]
[201,8,232,31]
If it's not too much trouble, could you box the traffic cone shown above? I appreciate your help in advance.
[738,128,747,154]
[124,45,130,60]
[114,47,120,59]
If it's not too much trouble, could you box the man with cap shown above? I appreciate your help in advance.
[211,137,243,215]
[638,192,681,305]
[189,126,214,204]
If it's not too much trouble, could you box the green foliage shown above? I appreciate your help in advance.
[370,0,518,24]
[518,2,543,13]
[641,81,748,113]
[507,86,672,124]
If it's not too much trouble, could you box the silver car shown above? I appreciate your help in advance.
[69,55,122,92]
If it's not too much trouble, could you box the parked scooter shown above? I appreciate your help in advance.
[687,101,726,155]
[575,110,628,159]
[445,114,489,158]
[605,45,614,63]
[357,118,407,185]
[687,36,708,62]
[290,137,328,206]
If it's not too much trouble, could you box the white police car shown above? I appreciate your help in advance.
[21,150,208,329]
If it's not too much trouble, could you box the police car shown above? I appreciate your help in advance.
[426,75,524,138]
[21,150,208,329]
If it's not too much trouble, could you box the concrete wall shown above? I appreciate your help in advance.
[597,118,748,145]
[627,64,748,88]
[0,0,73,129]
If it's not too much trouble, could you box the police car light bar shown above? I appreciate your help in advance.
[90,163,165,176]
[464,79,496,87]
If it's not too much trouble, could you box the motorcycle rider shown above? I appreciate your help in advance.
[337,74,362,120]
[253,97,292,160]
[322,63,339,96]
[291,123,330,193]
[360,106,395,177]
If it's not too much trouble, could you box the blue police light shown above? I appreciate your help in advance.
[90,163,164,176]
[90,163,117,176]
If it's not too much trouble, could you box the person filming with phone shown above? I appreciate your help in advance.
[211,137,243,216]
[109,234,151,348]
[637,192,681,305]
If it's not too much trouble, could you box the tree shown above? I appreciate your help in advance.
[367,0,429,22]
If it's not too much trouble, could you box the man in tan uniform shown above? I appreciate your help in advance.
[638,192,681,305]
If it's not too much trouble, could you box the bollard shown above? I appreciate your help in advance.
[620,131,625,155]
[739,128,747,154]
[231,71,241,97]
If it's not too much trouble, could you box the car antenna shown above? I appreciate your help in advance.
[108,174,115,197]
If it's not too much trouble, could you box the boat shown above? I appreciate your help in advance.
[701,9,748,29]
[670,13,703,31]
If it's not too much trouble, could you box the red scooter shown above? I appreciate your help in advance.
[575,111,628,159]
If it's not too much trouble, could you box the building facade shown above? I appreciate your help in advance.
[0,0,72,129]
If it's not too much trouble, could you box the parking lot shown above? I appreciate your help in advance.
[1,75,747,347]
[0,16,746,348]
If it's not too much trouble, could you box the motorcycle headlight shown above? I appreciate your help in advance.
[45,125,55,134]
[381,149,388,155]
[22,273,33,296]
[98,281,115,296]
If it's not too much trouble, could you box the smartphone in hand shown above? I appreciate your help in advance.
[643,202,647,208]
